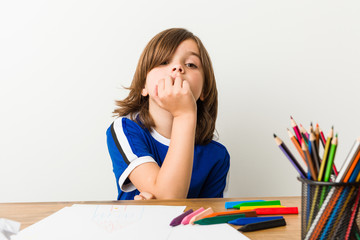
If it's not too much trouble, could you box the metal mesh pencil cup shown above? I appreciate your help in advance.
[298,177,360,240]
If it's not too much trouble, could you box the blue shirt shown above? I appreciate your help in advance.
[106,116,230,200]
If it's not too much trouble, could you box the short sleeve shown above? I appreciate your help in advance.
[106,117,156,193]
[199,148,230,198]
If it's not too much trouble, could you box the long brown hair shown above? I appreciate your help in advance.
[113,28,218,145]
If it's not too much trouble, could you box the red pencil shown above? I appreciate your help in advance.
[290,116,302,144]
[319,127,326,148]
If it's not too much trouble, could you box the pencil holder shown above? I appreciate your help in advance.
[298,177,360,240]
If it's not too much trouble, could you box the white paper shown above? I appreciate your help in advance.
[168,224,250,240]
[0,218,21,240]
[11,204,249,240]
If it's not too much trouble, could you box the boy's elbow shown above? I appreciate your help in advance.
[155,190,188,200]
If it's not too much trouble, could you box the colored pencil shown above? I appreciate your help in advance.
[287,128,306,165]
[315,123,320,152]
[320,172,360,239]
[323,134,338,182]
[309,131,321,173]
[317,127,333,182]
[319,127,326,148]
[290,116,302,144]
[302,138,317,180]
[274,134,306,178]
[343,150,360,183]
[300,124,309,141]
[309,122,313,137]
[318,133,337,207]
[336,138,360,182]
[304,138,360,239]
[345,181,360,240]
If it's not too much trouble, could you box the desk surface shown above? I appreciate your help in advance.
[0,196,301,240]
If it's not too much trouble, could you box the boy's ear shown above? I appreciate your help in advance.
[200,92,204,101]
[141,88,148,97]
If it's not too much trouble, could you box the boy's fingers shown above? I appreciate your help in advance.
[174,76,183,89]
[164,76,174,90]
[134,195,145,200]
[140,192,155,200]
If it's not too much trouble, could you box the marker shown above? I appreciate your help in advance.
[238,218,286,232]
[170,209,193,226]
[229,216,284,225]
[194,214,246,225]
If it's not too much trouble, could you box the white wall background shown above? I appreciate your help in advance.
[1,0,360,202]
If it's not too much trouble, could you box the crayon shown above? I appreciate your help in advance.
[233,200,281,208]
[189,207,214,225]
[225,200,265,209]
[229,216,284,225]
[203,210,257,218]
[194,214,246,225]
[239,206,285,211]
[181,207,204,225]
[170,209,193,226]
[238,218,286,232]
[254,207,298,215]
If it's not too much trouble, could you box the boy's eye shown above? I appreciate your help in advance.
[186,63,198,68]
[160,61,169,65]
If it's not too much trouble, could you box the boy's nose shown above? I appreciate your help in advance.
[172,64,184,73]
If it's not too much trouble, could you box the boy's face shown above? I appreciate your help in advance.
[142,39,204,101]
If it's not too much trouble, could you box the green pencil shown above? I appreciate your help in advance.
[323,134,338,182]
[319,134,338,207]
[318,127,333,181]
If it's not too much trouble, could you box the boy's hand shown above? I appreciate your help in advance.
[153,75,197,117]
[134,192,156,200]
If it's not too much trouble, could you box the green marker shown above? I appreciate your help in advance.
[194,214,246,225]
[233,200,281,209]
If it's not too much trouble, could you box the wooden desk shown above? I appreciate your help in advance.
[0,196,301,240]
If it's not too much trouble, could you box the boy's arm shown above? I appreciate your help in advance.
[128,76,196,199]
